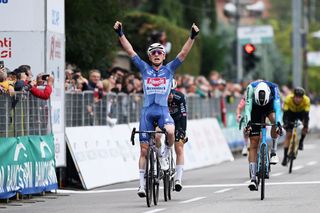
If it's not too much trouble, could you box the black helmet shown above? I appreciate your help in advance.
[293,87,305,97]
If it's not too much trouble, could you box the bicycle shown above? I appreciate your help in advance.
[131,127,167,207]
[287,120,302,174]
[240,118,275,200]
[163,145,175,201]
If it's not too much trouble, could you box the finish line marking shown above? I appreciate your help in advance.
[55,181,320,194]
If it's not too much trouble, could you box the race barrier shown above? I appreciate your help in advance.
[0,134,58,199]
[66,118,234,190]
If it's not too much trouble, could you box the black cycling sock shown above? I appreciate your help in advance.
[299,134,306,145]
[283,147,288,160]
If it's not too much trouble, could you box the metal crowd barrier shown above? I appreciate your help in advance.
[0,92,51,138]
[65,91,222,127]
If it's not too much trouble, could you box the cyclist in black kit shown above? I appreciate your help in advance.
[168,79,187,191]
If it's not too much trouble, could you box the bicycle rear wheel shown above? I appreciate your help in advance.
[145,148,153,207]
[260,144,266,200]
[153,155,160,205]
[168,150,175,200]
[289,152,294,174]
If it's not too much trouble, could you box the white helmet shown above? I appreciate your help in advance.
[147,43,165,55]
[254,82,271,106]
[171,79,177,90]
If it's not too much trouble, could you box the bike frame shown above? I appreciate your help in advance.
[257,126,270,180]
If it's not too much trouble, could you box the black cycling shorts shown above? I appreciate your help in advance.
[283,111,307,132]
[250,101,274,137]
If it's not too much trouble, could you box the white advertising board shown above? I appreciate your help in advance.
[0,32,44,74]
[0,0,45,31]
[47,0,65,34]
[66,119,233,189]
[66,125,139,189]
[46,32,66,167]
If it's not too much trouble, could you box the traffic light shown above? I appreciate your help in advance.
[242,43,259,71]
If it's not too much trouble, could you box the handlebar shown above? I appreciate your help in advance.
[130,128,167,146]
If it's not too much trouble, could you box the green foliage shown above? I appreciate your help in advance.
[140,0,217,32]
[123,12,201,75]
[65,0,124,71]
[200,33,228,77]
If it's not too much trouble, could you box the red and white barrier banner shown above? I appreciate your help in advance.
[66,118,233,189]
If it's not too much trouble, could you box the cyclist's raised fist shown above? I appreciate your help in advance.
[190,23,200,39]
[114,21,124,37]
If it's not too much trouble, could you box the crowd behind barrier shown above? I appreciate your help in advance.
[65,92,222,127]
[0,92,51,137]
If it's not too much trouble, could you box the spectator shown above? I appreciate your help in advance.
[65,69,74,91]
[0,67,15,96]
[83,69,101,91]
[29,73,54,100]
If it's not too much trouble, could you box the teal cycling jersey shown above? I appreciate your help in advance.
[244,81,282,125]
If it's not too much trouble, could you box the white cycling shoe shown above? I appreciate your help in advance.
[137,186,146,198]
[175,180,182,192]
[270,153,279,165]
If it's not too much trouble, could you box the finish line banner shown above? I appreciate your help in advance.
[0,134,58,199]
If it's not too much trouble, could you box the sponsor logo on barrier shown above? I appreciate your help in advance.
[0,37,12,58]
[14,143,27,161]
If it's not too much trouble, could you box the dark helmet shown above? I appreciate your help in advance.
[293,87,305,97]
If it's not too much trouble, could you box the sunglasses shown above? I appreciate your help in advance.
[151,50,164,56]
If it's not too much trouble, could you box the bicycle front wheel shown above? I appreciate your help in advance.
[260,144,266,200]
[145,148,153,207]
[153,154,160,205]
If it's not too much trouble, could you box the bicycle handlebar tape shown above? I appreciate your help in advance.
[131,128,136,146]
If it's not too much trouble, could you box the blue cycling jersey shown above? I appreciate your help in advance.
[132,55,182,107]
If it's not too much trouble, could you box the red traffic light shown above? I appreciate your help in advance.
[244,43,256,54]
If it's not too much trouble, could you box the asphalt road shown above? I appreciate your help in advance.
[1,134,320,213]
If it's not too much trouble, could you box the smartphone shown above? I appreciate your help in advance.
[0,61,4,69]
[41,74,50,80]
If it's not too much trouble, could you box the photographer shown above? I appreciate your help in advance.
[29,73,54,100]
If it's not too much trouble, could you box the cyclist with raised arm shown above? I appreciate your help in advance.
[113,21,199,197]
[281,87,310,166]
[244,80,283,190]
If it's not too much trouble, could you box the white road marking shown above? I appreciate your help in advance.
[214,188,233,193]
[292,165,304,171]
[55,181,320,194]
[142,209,165,213]
[179,197,206,204]
[306,161,318,166]
[243,180,251,184]
[271,172,283,177]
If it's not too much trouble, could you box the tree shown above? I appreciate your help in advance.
[65,0,124,71]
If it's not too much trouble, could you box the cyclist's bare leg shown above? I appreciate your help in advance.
[282,131,292,165]
[249,136,259,181]
[162,124,175,157]
[154,126,163,156]
[268,113,278,154]
[139,143,149,188]
[175,140,184,180]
